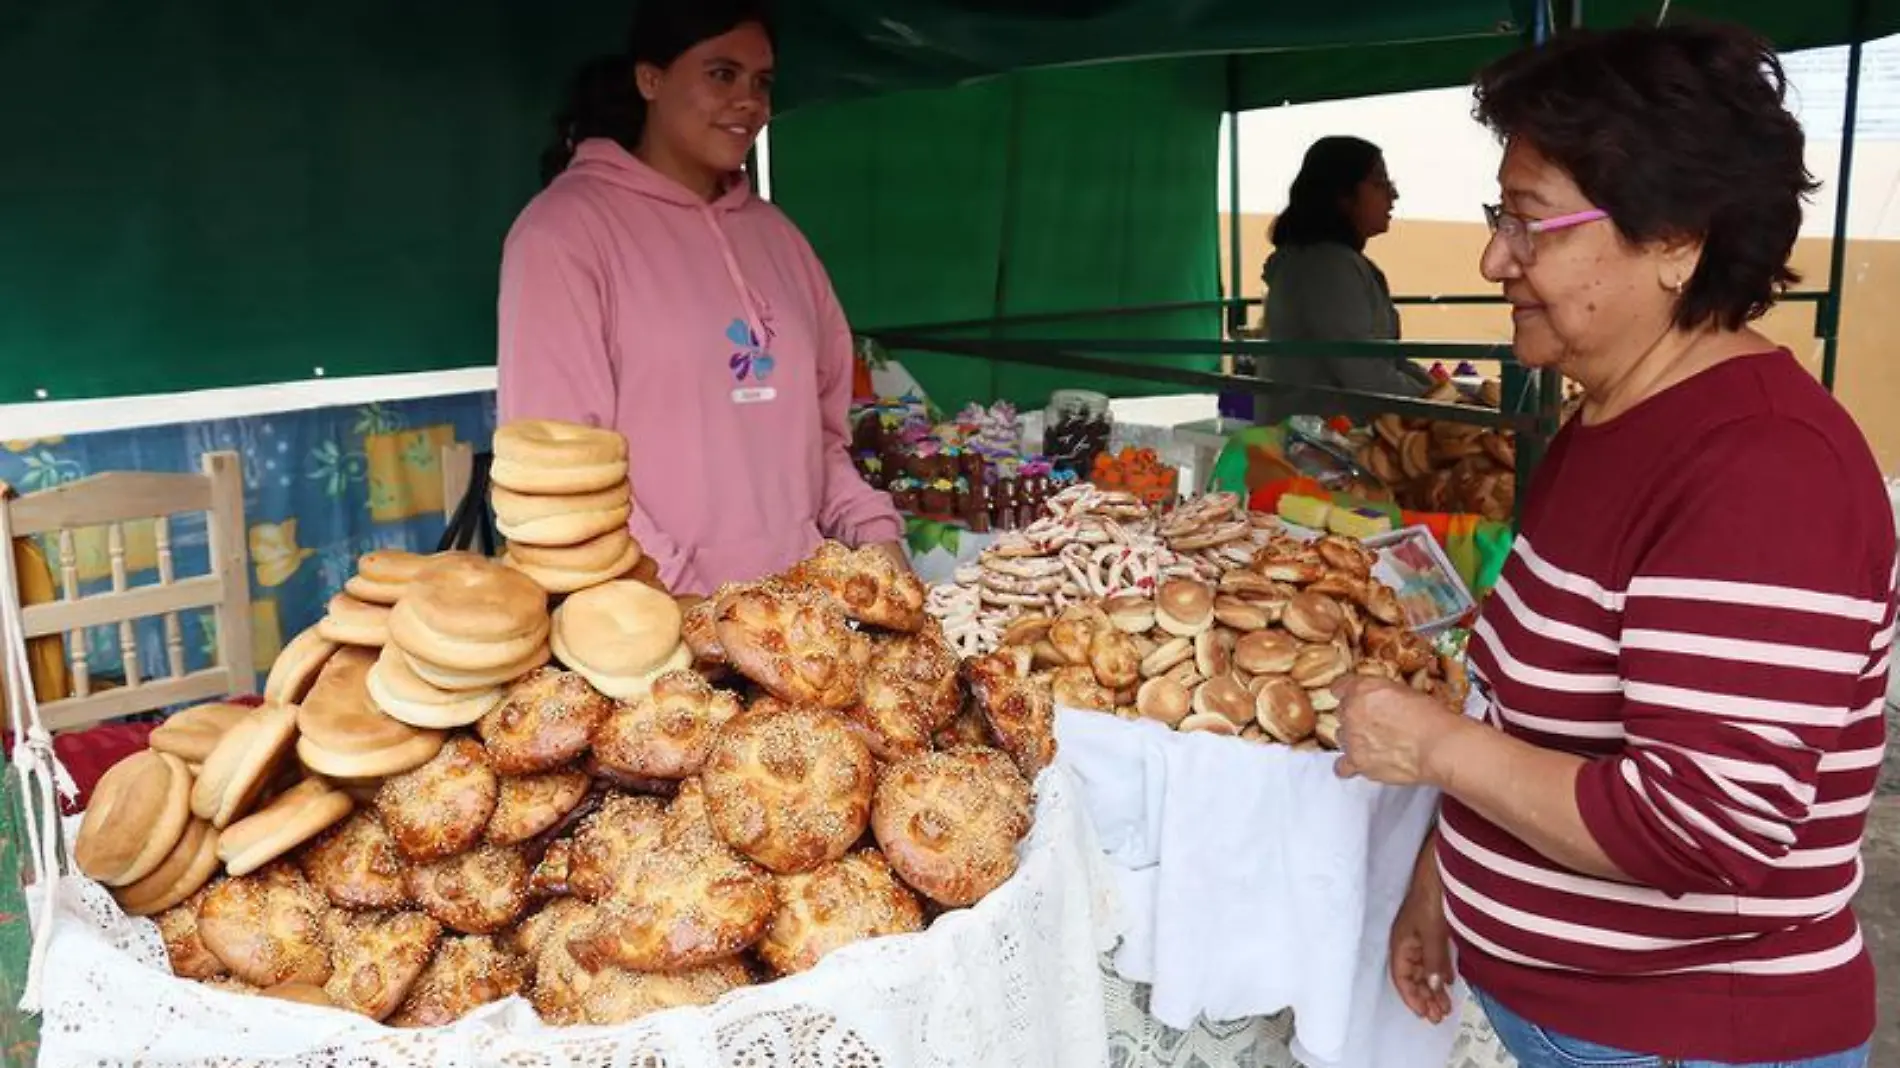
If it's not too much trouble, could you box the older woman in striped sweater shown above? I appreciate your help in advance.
[1331,23,1894,1068]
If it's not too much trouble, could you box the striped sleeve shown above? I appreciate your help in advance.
[1576,419,1889,897]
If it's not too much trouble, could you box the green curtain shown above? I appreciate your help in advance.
[771,58,1223,412]
[0,1,552,403]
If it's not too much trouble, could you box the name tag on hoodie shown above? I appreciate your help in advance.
[731,386,777,405]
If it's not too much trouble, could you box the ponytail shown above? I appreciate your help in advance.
[538,0,776,186]
[540,54,644,187]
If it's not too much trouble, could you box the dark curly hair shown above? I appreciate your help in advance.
[1473,21,1818,331]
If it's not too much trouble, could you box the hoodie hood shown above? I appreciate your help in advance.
[565,137,755,213]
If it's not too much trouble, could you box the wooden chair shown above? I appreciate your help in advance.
[0,451,253,733]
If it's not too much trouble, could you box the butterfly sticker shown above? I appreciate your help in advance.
[726,319,776,384]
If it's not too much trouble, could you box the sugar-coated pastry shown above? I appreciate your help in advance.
[299,809,411,911]
[196,863,333,988]
[528,897,749,1026]
[1049,664,1116,713]
[591,670,742,781]
[932,704,993,751]
[157,883,228,980]
[713,583,863,709]
[758,850,925,976]
[486,767,591,846]
[680,593,727,665]
[565,793,669,902]
[405,844,532,935]
[322,909,443,1021]
[784,540,927,633]
[871,748,1032,908]
[529,838,575,899]
[566,781,775,973]
[375,736,500,862]
[845,625,960,761]
[966,649,1059,776]
[476,666,615,777]
[702,699,876,875]
[386,935,528,1029]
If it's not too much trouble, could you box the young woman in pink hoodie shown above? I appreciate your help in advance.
[497,1,906,597]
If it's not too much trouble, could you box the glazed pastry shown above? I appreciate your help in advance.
[486,767,591,846]
[323,909,443,1020]
[476,667,616,776]
[713,583,864,709]
[966,649,1059,776]
[591,670,742,781]
[196,863,333,987]
[871,748,1032,908]
[299,809,411,911]
[758,850,925,976]
[529,838,575,899]
[387,935,528,1028]
[374,736,499,863]
[702,699,876,875]
[405,844,532,935]
[157,883,228,980]
[565,793,669,902]
[530,896,749,1026]
[566,781,776,973]
[785,540,927,633]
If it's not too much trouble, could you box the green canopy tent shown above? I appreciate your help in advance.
[0,0,1892,408]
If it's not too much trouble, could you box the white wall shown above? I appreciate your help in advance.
[1219,34,1900,240]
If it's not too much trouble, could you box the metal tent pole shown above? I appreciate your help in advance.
[1226,55,1244,343]
[1820,0,1869,393]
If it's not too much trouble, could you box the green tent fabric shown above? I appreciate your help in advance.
[4,0,1895,403]
[0,1,556,404]
[771,59,1224,412]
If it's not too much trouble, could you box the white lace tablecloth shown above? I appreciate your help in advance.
[33,766,1123,1068]
[1058,708,1461,1068]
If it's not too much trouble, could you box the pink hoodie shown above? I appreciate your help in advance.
[497,139,902,597]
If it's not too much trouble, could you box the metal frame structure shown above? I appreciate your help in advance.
[861,0,1874,516]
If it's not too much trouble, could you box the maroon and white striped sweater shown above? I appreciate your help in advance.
[1440,351,1895,1063]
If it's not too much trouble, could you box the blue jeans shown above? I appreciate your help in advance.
[1472,987,1871,1068]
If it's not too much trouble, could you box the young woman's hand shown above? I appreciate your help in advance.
[1391,836,1456,1024]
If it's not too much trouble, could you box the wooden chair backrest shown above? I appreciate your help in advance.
[2,451,253,732]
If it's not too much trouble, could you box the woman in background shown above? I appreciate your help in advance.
[496,0,904,596]
[1256,136,1434,424]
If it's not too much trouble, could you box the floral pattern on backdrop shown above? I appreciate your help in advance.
[0,392,497,697]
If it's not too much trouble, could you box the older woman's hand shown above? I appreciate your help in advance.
[1329,676,1468,786]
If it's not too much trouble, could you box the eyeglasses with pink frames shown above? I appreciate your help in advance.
[1483,204,1609,264]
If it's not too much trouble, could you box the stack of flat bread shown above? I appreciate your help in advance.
[377,555,552,730]
[490,420,649,594]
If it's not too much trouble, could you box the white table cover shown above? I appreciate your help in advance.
[1058,707,1462,1068]
[34,766,1122,1068]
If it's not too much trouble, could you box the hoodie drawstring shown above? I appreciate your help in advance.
[700,207,769,350]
